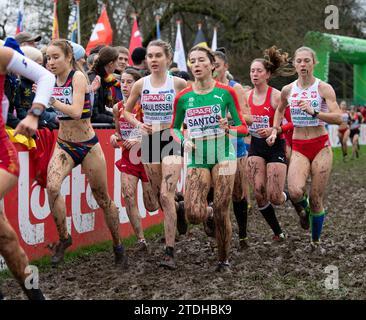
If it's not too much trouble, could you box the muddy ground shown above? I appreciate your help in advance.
[2,156,366,300]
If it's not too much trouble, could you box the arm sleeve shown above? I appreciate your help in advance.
[226,87,248,137]
[281,107,294,133]
[6,51,55,108]
[170,93,186,144]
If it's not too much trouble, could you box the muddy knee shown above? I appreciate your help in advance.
[186,205,205,225]
[269,192,284,206]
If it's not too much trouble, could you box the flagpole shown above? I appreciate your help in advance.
[76,0,81,44]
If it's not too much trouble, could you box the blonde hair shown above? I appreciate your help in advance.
[147,40,173,60]
[294,46,318,64]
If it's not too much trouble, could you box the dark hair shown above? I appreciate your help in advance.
[251,46,295,78]
[188,45,215,64]
[123,68,142,82]
[216,47,226,54]
[48,39,88,81]
[93,46,119,77]
[131,47,147,65]
[90,44,106,55]
[171,70,192,82]
[213,50,228,64]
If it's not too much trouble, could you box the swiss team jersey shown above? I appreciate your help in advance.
[171,82,248,142]
[248,86,275,138]
[117,101,143,142]
[287,78,328,127]
[140,74,175,124]
[52,70,92,120]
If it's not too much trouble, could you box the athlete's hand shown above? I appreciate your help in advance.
[110,133,121,148]
[90,75,101,92]
[32,83,37,93]
[299,100,314,115]
[138,123,153,135]
[14,115,39,137]
[266,129,277,146]
[219,118,230,132]
[183,139,196,152]
[122,139,138,150]
[256,127,272,138]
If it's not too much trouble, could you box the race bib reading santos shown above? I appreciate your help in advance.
[52,86,73,118]
[186,105,224,139]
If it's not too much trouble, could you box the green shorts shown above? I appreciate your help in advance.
[188,135,236,170]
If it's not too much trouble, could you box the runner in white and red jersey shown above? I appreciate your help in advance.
[0,46,54,300]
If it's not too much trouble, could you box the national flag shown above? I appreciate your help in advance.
[70,2,78,43]
[173,21,187,72]
[52,0,59,40]
[16,0,24,35]
[128,15,143,65]
[86,5,113,55]
[193,23,208,48]
[156,15,161,40]
[211,27,217,51]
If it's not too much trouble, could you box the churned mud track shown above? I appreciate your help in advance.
[3,161,366,299]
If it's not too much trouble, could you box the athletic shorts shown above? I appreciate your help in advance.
[248,136,286,164]
[188,135,236,170]
[141,128,183,164]
[231,137,248,158]
[350,128,360,140]
[115,148,149,183]
[292,134,330,162]
[0,135,19,177]
[338,127,348,135]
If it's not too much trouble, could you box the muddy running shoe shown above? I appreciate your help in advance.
[215,261,231,273]
[176,200,188,235]
[159,247,177,270]
[308,241,326,256]
[114,245,128,268]
[273,233,286,242]
[175,192,184,202]
[203,214,215,238]
[21,287,46,300]
[51,235,72,266]
[239,237,250,250]
[134,239,148,252]
[290,194,310,230]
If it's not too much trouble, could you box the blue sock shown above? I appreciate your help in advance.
[114,244,124,252]
[310,211,325,242]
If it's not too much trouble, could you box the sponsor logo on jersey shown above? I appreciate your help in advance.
[311,91,317,98]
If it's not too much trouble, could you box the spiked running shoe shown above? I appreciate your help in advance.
[215,261,231,273]
[51,235,72,266]
[239,237,250,250]
[273,233,286,242]
[159,247,177,270]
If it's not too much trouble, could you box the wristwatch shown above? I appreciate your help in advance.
[49,97,56,106]
[27,107,43,117]
[312,109,319,118]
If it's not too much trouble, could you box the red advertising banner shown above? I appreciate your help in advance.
[2,129,185,265]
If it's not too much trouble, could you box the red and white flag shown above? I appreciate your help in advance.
[86,6,113,55]
[128,15,143,65]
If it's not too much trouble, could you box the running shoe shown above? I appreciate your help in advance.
[134,239,148,252]
[0,289,4,300]
[203,213,215,238]
[51,235,72,266]
[215,261,231,273]
[21,287,46,300]
[308,241,326,255]
[114,245,128,268]
[239,237,250,250]
[176,200,188,235]
[159,247,177,270]
[290,194,310,230]
[272,233,286,242]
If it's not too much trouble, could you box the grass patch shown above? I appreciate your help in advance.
[0,223,164,280]
[332,145,366,169]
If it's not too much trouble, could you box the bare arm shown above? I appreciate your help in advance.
[174,76,187,94]
[51,71,87,119]
[318,82,342,124]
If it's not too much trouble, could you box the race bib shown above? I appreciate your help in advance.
[186,105,224,139]
[141,93,174,124]
[119,119,142,141]
[249,115,270,138]
[1,95,9,123]
[290,99,320,127]
[52,86,73,118]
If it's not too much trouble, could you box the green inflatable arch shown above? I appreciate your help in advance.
[304,31,366,105]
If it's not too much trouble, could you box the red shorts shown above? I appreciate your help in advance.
[115,148,149,183]
[338,127,348,135]
[292,134,330,162]
[0,135,20,177]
